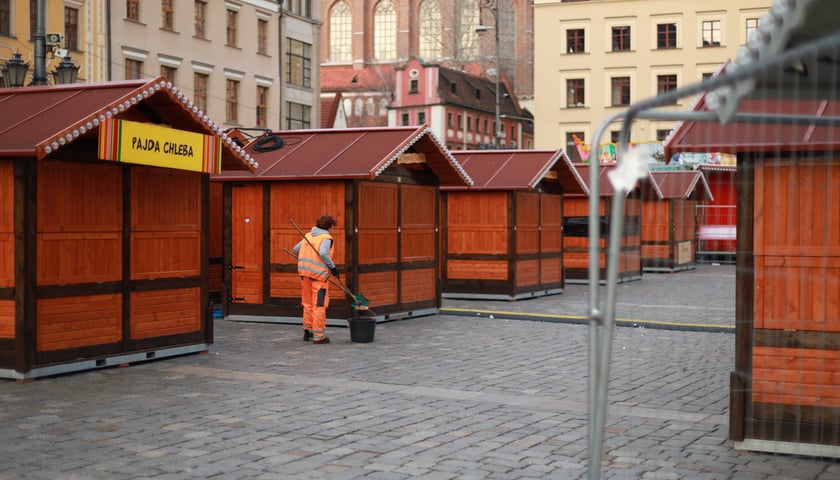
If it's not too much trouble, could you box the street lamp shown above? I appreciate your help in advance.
[2,52,30,87]
[52,56,80,85]
[476,0,502,148]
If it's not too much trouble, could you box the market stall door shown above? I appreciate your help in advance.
[230,184,263,304]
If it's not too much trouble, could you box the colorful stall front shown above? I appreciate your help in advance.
[0,78,254,380]
[563,163,645,284]
[212,126,472,324]
[696,164,737,263]
[441,150,588,300]
[640,170,713,273]
[666,96,840,458]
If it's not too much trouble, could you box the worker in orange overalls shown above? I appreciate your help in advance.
[293,215,339,344]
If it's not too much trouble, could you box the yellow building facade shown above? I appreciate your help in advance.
[533,0,771,158]
[1,1,106,85]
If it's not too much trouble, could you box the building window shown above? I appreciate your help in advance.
[467,116,472,132]
[746,17,759,39]
[194,1,206,38]
[702,20,721,46]
[611,26,630,52]
[125,59,143,79]
[257,19,268,54]
[379,98,388,116]
[611,77,630,106]
[366,98,375,115]
[161,0,174,31]
[610,131,620,143]
[484,119,488,134]
[656,129,670,141]
[374,0,397,60]
[457,114,462,130]
[0,0,10,37]
[657,74,677,101]
[226,79,239,124]
[194,73,208,112]
[419,0,442,58]
[657,23,677,49]
[701,72,714,81]
[286,0,312,17]
[447,112,453,128]
[567,78,584,107]
[567,29,585,53]
[160,65,176,83]
[226,9,238,47]
[64,7,79,51]
[401,112,409,126]
[256,86,268,126]
[329,1,351,62]
[409,79,419,94]
[417,111,426,124]
[286,102,311,129]
[29,0,35,40]
[567,132,584,163]
[126,0,139,21]
[286,38,311,87]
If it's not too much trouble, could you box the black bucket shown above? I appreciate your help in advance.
[348,317,376,343]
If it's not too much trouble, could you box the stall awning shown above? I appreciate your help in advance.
[445,149,588,195]
[641,170,714,201]
[0,77,254,172]
[214,126,473,187]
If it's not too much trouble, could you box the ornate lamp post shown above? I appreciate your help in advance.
[53,56,80,85]
[476,0,502,148]
[2,52,30,87]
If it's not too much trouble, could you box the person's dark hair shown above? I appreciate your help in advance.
[316,215,336,230]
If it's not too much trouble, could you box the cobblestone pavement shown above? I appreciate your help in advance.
[2,264,839,479]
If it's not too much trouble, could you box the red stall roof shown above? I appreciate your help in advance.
[213,126,473,186]
[444,149,588,195]
[664,98,840,158]
[569,163,654,197]
[0,78,254,171]
[642,170,714,201]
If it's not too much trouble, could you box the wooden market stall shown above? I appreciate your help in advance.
[666,96,840,458]
[0,78,254,380]
[563,163,646,284]
[212,126,472,324]
[441,150,588,300]
[640,170,713,273]
[696,164,737,263]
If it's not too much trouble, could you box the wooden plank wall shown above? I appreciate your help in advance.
[540,194,564,285]
[358,182,399,305]
[36,162,123,285]
[0,160,13,339]
[35,162,123,350]
[129,167,202,338]
[400,184,436,303]
[230,184,264,304]
[515,192,540,288]
[268,181,347,300]
[208,181,224,296]
[34,163,205,352]
[445,192,509,280]
[751,161,840,438]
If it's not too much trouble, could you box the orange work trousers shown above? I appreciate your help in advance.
[300,276,330,341]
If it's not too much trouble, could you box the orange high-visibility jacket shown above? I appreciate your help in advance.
[297,232,334,279]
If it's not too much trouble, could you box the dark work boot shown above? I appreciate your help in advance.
[303,330,312,341]
[312,336,330,344]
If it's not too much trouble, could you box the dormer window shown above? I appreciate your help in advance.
[476,88,481,99]
[450,84,456,94]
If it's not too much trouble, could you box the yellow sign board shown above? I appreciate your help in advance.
[98,118,222,173]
